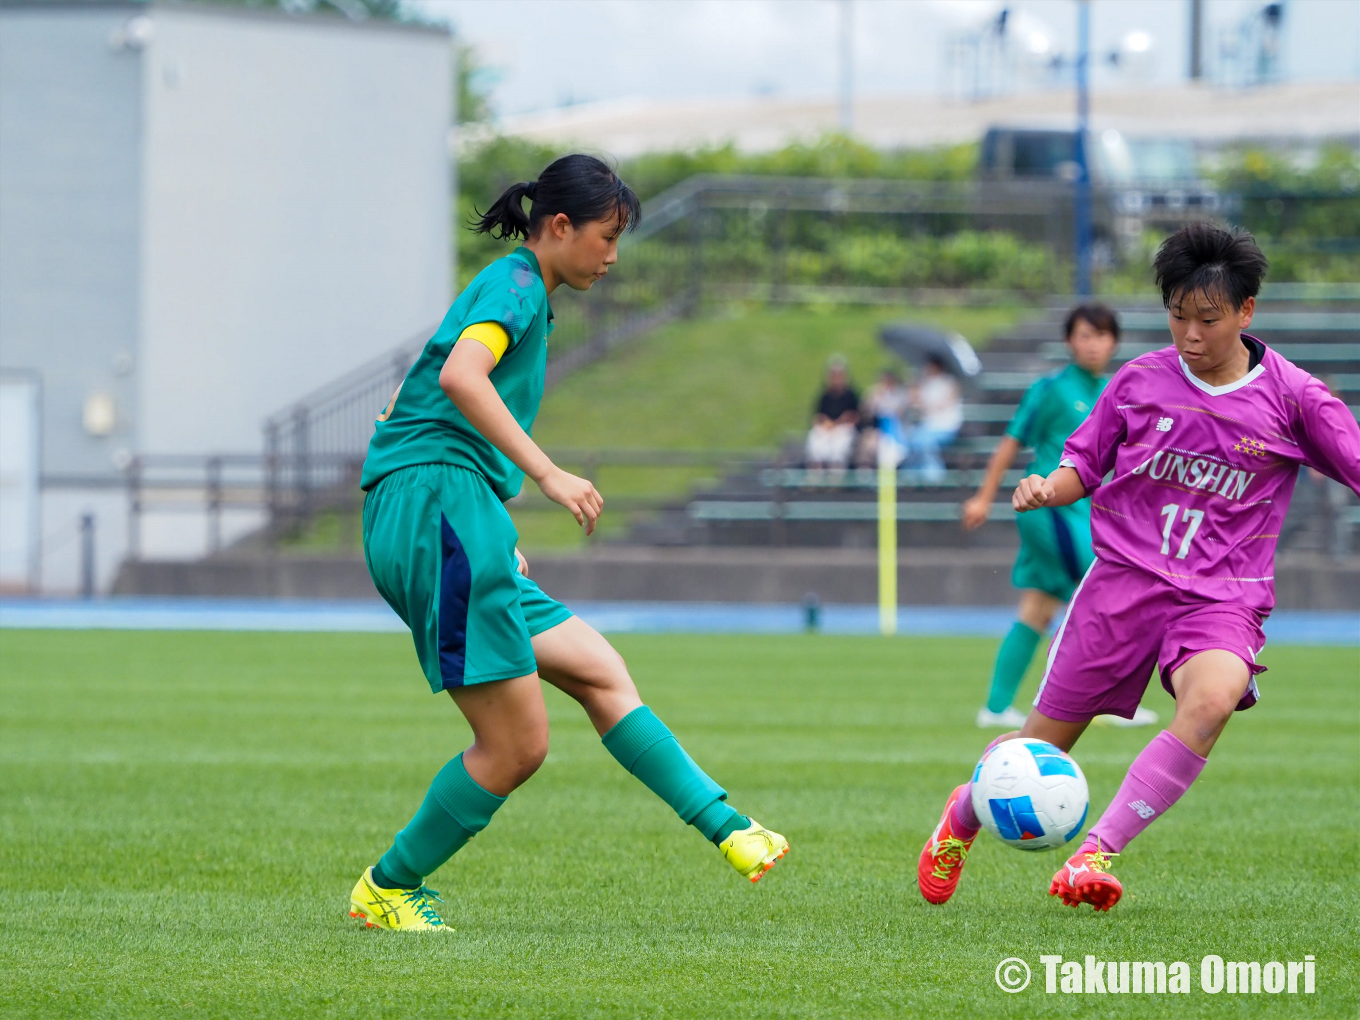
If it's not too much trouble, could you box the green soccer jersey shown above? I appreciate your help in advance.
[1004,362,1107,480]
[361,248,554,500]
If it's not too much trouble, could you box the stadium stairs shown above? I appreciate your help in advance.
[620,301,1360,553]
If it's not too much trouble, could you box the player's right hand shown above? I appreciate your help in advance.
[1012,474,1055,513]
[960,495,990,531]
[537,467,603,535]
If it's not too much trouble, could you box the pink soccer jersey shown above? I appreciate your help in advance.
[1060,334,1360,611]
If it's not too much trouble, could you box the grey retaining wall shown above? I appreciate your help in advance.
[112,548,1360,611]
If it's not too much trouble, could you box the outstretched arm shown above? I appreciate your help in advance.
[962,435,1021,530]
[440,339,603,534]
[1295,376,1360,497]
[1013,466,1087,513]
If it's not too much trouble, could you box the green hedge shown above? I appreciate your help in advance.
[456,134,1359,292]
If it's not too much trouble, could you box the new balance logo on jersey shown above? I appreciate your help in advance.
[1131,450,1258,499]
[1128,799,1156,820]
[1156,417,1174,432]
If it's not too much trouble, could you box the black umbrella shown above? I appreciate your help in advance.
[879,323,982,381]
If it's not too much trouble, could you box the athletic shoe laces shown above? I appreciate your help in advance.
[1084,839,1119,874]
[402,886,446,926]
[930,837,970,880]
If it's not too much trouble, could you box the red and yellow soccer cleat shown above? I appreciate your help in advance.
[917,784,977,905]
[1049,841,1122,912]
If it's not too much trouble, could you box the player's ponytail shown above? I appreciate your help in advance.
[471,180,536,240]
[471,154,640,242]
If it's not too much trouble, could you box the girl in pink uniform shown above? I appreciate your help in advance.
[918,223,1360,910]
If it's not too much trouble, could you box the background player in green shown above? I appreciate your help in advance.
[961,304,1156,729]
[351,155,789,931]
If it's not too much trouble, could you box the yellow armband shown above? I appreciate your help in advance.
[458,321,510,364]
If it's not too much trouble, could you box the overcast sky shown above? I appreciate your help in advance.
[409,0,1360,119]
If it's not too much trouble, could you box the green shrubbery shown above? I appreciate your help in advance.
[456,135,1057,294]
[1211,143,1360,283]
[456,134,1359,292]
[620,135,977,199]
[774,230,1065,292]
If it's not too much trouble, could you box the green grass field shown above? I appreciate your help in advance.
[2,630,1356,1019]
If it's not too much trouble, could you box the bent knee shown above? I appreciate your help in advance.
[514,730,550,779]
[579,643,634,692]
[1178,690,1239,728]
[484,729,548,785]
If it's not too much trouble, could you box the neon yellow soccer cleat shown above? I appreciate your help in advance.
[718,819,789,882]
[348,867,452,931]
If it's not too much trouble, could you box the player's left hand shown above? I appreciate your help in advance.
[1012,473,1055,512]
[536,466,604,535]
[514,548,528,576]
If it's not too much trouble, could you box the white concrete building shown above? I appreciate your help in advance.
[0,1,451,592]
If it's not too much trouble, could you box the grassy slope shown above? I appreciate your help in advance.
[514,302,1033,548]
[2,630,1356,1019]
[286,303,1033,552]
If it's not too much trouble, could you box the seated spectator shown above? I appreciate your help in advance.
[857,366,912,467]
[805,356,860,471]
[907,355,962,482]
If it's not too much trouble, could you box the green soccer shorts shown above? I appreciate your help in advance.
[1010,503,1094,603]
[362,463,573,693]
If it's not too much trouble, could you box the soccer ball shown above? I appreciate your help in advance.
[971,738,1089,852]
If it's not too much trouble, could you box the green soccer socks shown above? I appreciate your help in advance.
[376,752,506,887]
[985,621,1042,714]
[602,706,747,844]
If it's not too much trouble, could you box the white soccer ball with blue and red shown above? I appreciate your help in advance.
[971,738,1089,852]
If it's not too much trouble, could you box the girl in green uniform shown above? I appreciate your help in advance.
[350,155,788,931]
[962,305,1155,729]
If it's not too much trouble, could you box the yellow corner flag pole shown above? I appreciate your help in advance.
[877,435,897,636]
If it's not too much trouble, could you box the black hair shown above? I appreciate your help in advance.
[471,154,641,242]
[1153,222,1269,311]
[1064,302,1121,341]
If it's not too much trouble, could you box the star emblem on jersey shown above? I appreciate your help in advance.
[1155,416,1174,432]
[1233,436,1268,457]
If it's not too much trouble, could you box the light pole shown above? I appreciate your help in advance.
[1189,0,1204,80]
[1073,0,1093,296]
[838,0,853,134]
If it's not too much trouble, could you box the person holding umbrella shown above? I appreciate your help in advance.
[878,325,981,483]
[908,356,964,482]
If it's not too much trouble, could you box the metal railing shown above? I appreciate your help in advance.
[117,447,1356,562]
[259,183,709,529]
[124,452,365,555]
